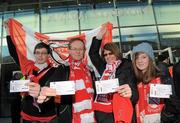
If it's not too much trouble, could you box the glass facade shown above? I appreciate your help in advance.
[0,1,180,118]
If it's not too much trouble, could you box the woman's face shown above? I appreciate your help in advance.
[103,49,117,64]
[135,52,150,73]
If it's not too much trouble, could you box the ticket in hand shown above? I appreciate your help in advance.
[95,78,119,94]
[10,80,29,92]
[150,84,172,98]
[50,81,75,95]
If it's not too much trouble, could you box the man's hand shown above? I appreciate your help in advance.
[28,82,40,98]
[37,87,56,103]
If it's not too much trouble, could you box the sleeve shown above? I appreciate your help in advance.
[6,35,20,65]
[116,59,139,106]
[6,36,34,76]
[89,37,106,76]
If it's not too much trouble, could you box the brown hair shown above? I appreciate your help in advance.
[132,52,157,84]
[102,43,122,60]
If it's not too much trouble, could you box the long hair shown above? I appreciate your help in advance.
[132,52,158,84]
[102,43,122,60]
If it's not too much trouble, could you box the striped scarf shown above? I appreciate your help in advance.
[94,60,121,109]
[69,58,95,123]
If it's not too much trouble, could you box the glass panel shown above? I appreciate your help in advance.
[154,3,180,24]
[0,14,2,39]
[14,10,39,32]
[112,28,120,43]
[118,5,155,26]
[158,24,180,61]
[80,6,118,29]
[41,8,79,33]
[121,26,158,52]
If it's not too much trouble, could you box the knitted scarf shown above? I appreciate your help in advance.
[69,58,95,123]
[136,77,164,123]
[94,60,133,123]
[94,60,121,111]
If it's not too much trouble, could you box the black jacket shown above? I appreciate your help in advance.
[160,61,180,123]
[6,36,72,123]
[89,37,138,123]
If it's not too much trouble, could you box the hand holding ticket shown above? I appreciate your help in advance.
[10,80,30,92]
[50,81,75,95]
[95,78,119,94]
[150,84,172,98]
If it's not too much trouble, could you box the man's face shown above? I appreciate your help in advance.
[34,48,49,64]
[69,40,85,61]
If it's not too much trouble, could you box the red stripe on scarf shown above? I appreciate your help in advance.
[69,58,95,123]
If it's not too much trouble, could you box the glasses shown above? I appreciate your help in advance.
[103,52,113,57]
[69,48,85,52]
[34,52,48,55]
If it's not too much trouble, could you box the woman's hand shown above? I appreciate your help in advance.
[96,23,108,40]
[115,84,132,98]
[28,82,40,98]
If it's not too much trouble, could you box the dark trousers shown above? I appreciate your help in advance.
[11,94,21,123]
[95,111,114,123]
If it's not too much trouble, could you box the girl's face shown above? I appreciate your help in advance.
[135,52,150,73]
[103,49,117,64]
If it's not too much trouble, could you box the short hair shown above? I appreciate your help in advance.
[34,42,50,54]
[68,38,85,50]
[102,43,122,60]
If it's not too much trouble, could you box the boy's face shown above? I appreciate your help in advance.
[34,48,49,64]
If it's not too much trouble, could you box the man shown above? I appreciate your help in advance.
[38,38,95,123]
[157,52,171,77]
[173,61,180,122]
[161,60,180,123]
[7,36,72,123]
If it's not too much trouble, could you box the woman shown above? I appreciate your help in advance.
[132,42,175,123]
[89,24,138,123]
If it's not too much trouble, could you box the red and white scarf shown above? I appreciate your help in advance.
[136,77,164,123]
[69,58,95,123]
[94,60,121,111]
[94,60,134,123]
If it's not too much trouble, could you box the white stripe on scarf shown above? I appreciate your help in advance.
[73,99,92,113]
[80,112,94,123]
